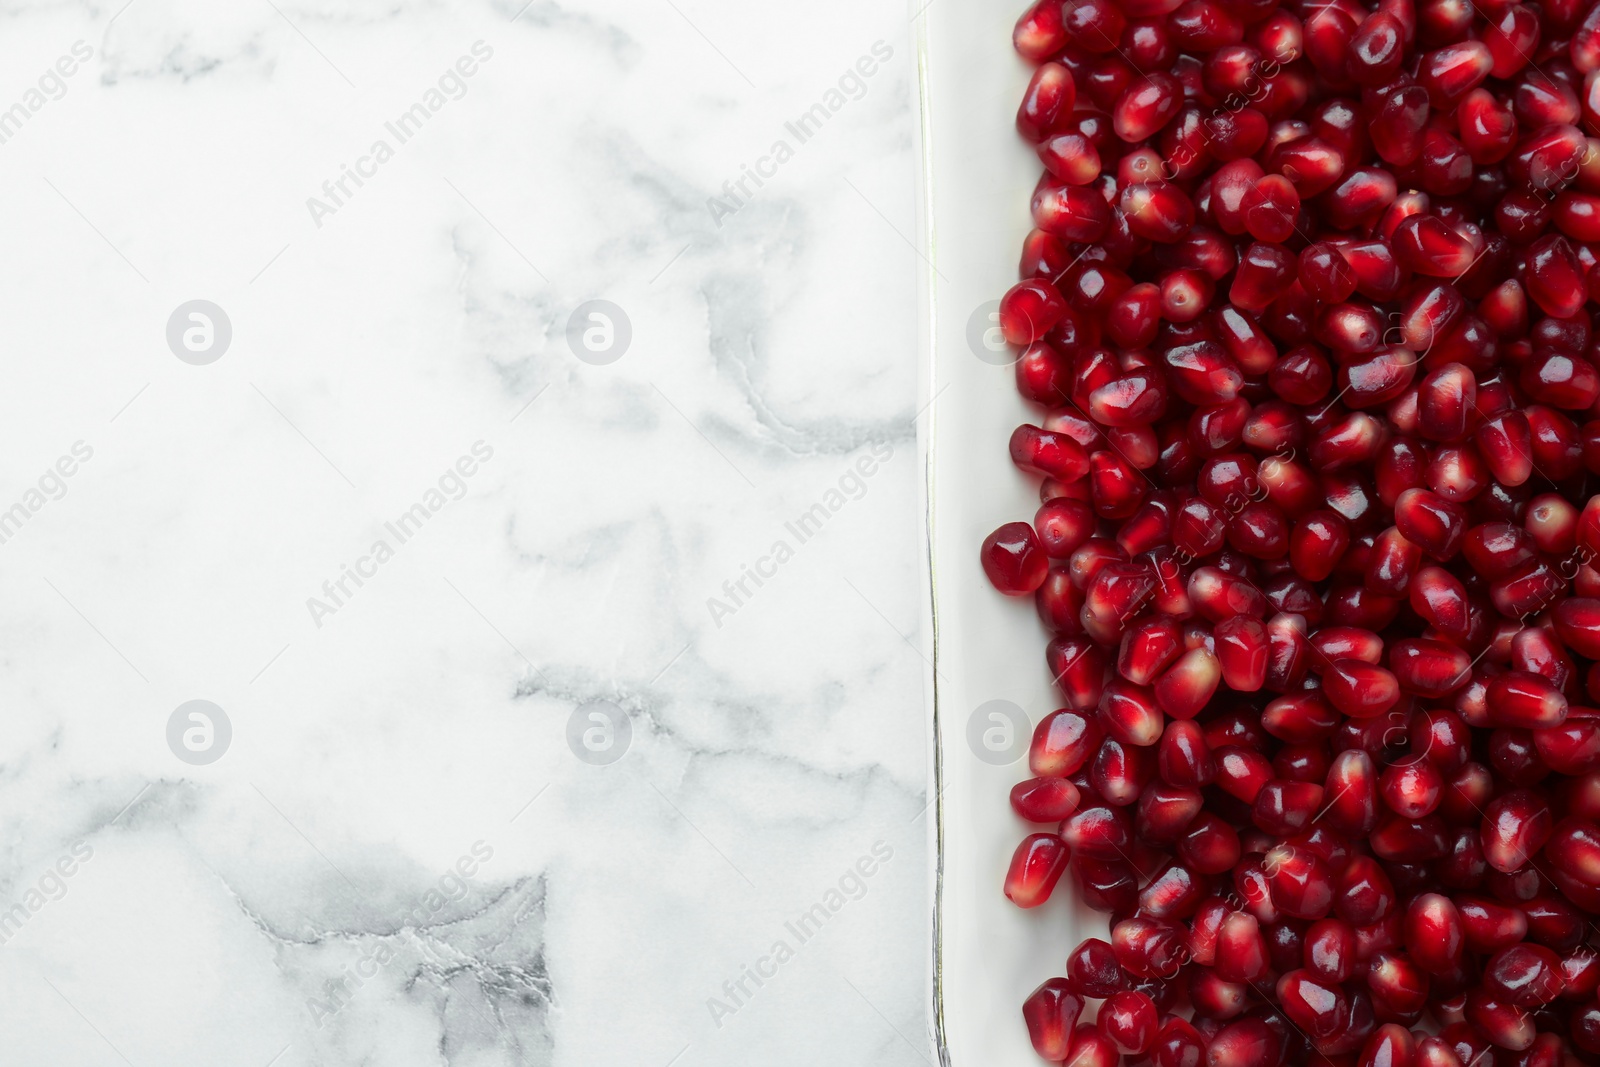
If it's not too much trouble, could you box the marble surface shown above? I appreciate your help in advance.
[0,0,928,1063]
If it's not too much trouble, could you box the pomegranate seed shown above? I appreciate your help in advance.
[1393,215,1482,277]
[1464,987,1536,1050]
[1206,1016,1277,1067]
[1065,1024,1121,1067]
[1011,776,1083,822]
[1023,978,1084,1059]
[1404,892,1465,973]
[1480,789,1554,872]
[1277,968,1351,1038]
[1484,943,1565,1006]
[1017,63,1076,141]
[1323,659,1402,718]
[1098,989,1159,1054]
[1005,832,1071,907]
[1487,670,1570,728]
[1113,73,1182,143]
[1368,949,1430,1014]
[982,522,1051,595]
[1014,0,1067,60]
[1418,42,1494,107]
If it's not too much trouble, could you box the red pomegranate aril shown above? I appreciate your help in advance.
[1394,488,1467,559]
[1112,914,1188,980]
[1154,646,1222,719]
[1484,943,1565,1007]
[1031,708,1098,776]
[1370,86,1433,166]
[1553,597,1600,656]
[1322,659,1402,718]
[1230,242,1299,311]
[1005,832,1071,908]
[1067,936,1128,998]
[1011,776,1083,823]
[1014,0,1068,60]
[1404,892,1466,973]
[1460,89,1518,165]
[1278,968,1351,1039]
[998,279,1068,345]
[1481,789,1554,872]
[1526,234,1588,318]
[1381,759,1444,818]
[1061,804,1133,863]
[1023,978,1084,1060]
[1016,67,1076,145]
[1487,670,1570,729]
[1367,949,1430,1014]
[1035,181,1113,243]
[1487,4,1541,78]
[1465,987,1536,1050]
[1108,283,1163,349]
[1263,843,1334,919]
[1065,1024,1121,1067]
[1012,424,1091,482]
[1544,815,1600,885]
[1238,174,1300,245]
[983,521,1050,595]
[1418,41,1495,107]
[1100,990,1159,1055]
[1206,1016,1277,1067]
[1113,73,1182,143]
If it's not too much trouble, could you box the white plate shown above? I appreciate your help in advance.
[913,2,1105,1064]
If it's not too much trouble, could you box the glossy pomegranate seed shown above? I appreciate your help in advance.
[1005,832,1071,907]
[1241,174,1300,244]
[1034,181,1113,243]
[1481,789,1554,872]
[1554,597,1600,657]
[1368,949,1430,1014]
[1206,1016,1277,1067]
[1023,978,1083,1059]
[1113,73,1182,143]
[1262,843,1333,919]
[983,522,1050,595]
[1393,214,1482,277]
[1419,42,1494,107]
[1100,990,1159,1055]
[998,278,1067,345]
[1066,937,1127,998]
[1230,242,1298,311]
[1014,0,1067,60]
[1525,234,1587,318]
[1484,943,1565,1006]
[1487,670,1570,728]
[1465,987,1536,1050]
[1011,776,1083,822]
[1277,968,1350,1038]
[1017,62,1076,141]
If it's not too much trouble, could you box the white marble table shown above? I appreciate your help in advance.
[0,1,929,1063]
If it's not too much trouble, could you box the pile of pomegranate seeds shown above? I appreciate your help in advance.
[983,0,1600,1063]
